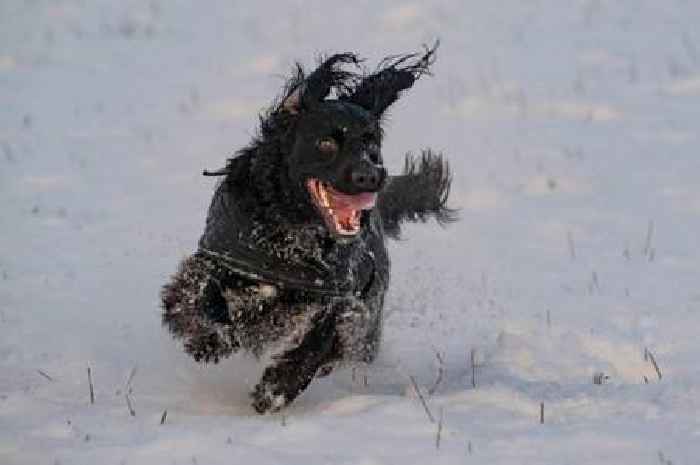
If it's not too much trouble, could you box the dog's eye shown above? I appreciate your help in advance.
[317,137,339,154]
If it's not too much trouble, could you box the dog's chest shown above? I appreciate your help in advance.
[250,222,386,294]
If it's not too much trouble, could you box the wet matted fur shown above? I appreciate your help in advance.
[161,43,455,413]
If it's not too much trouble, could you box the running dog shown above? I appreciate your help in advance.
[162,43,454,413]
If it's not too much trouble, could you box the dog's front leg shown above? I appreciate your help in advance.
[251,309,337,413]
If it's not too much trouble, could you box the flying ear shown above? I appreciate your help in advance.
[281,53,360,114]
[346,41,438,117]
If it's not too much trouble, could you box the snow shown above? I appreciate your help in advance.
[2,0,700,463]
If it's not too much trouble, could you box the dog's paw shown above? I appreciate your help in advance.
[251,382,287,414]
[316,364,335,378]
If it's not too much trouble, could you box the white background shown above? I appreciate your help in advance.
[2,1,700,463]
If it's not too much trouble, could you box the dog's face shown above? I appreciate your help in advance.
[266,47,436,238]
[287,101,386,238]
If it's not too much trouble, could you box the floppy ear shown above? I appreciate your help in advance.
[281,53,360,114]
[347,41,438,117]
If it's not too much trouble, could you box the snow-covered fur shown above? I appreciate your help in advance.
[161,43,455,413]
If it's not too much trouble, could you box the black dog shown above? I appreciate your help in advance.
[162,43,454,413]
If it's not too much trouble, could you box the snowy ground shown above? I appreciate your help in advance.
[2,1,700,463]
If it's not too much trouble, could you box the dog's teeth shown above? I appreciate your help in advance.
[307,178,363,236]
[351,212,360,230]
[319,184,330,207]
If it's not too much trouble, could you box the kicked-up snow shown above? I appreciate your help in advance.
[2,0,700,463]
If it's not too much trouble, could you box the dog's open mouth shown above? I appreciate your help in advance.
[306,178,377,236]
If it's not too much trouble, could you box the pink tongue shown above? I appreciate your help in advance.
[329,190,377,210]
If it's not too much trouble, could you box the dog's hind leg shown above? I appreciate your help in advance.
[251,309,337,414]
[377,149,456,238]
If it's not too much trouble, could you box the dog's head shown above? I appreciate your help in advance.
[223,45,437,239]
[286,97,385,237]
[279,46,437,238]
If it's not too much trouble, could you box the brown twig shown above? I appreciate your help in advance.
[409,375,435,423]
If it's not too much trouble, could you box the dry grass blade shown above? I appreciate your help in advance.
[37,369,54,382]
[428,351,445,395]
[408,375,435,423]
[645,348,663,380]
[593,372,609,385]
[567,231,576,260]
[435,407,444,449]
[87,366,95,405]
[470,349,477,389]
[592,271,600,292]
[125,394,136,417]
[125,366,137,392]
[643,219,654,257]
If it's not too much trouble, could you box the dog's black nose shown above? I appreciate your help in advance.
[350,164,386,192]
